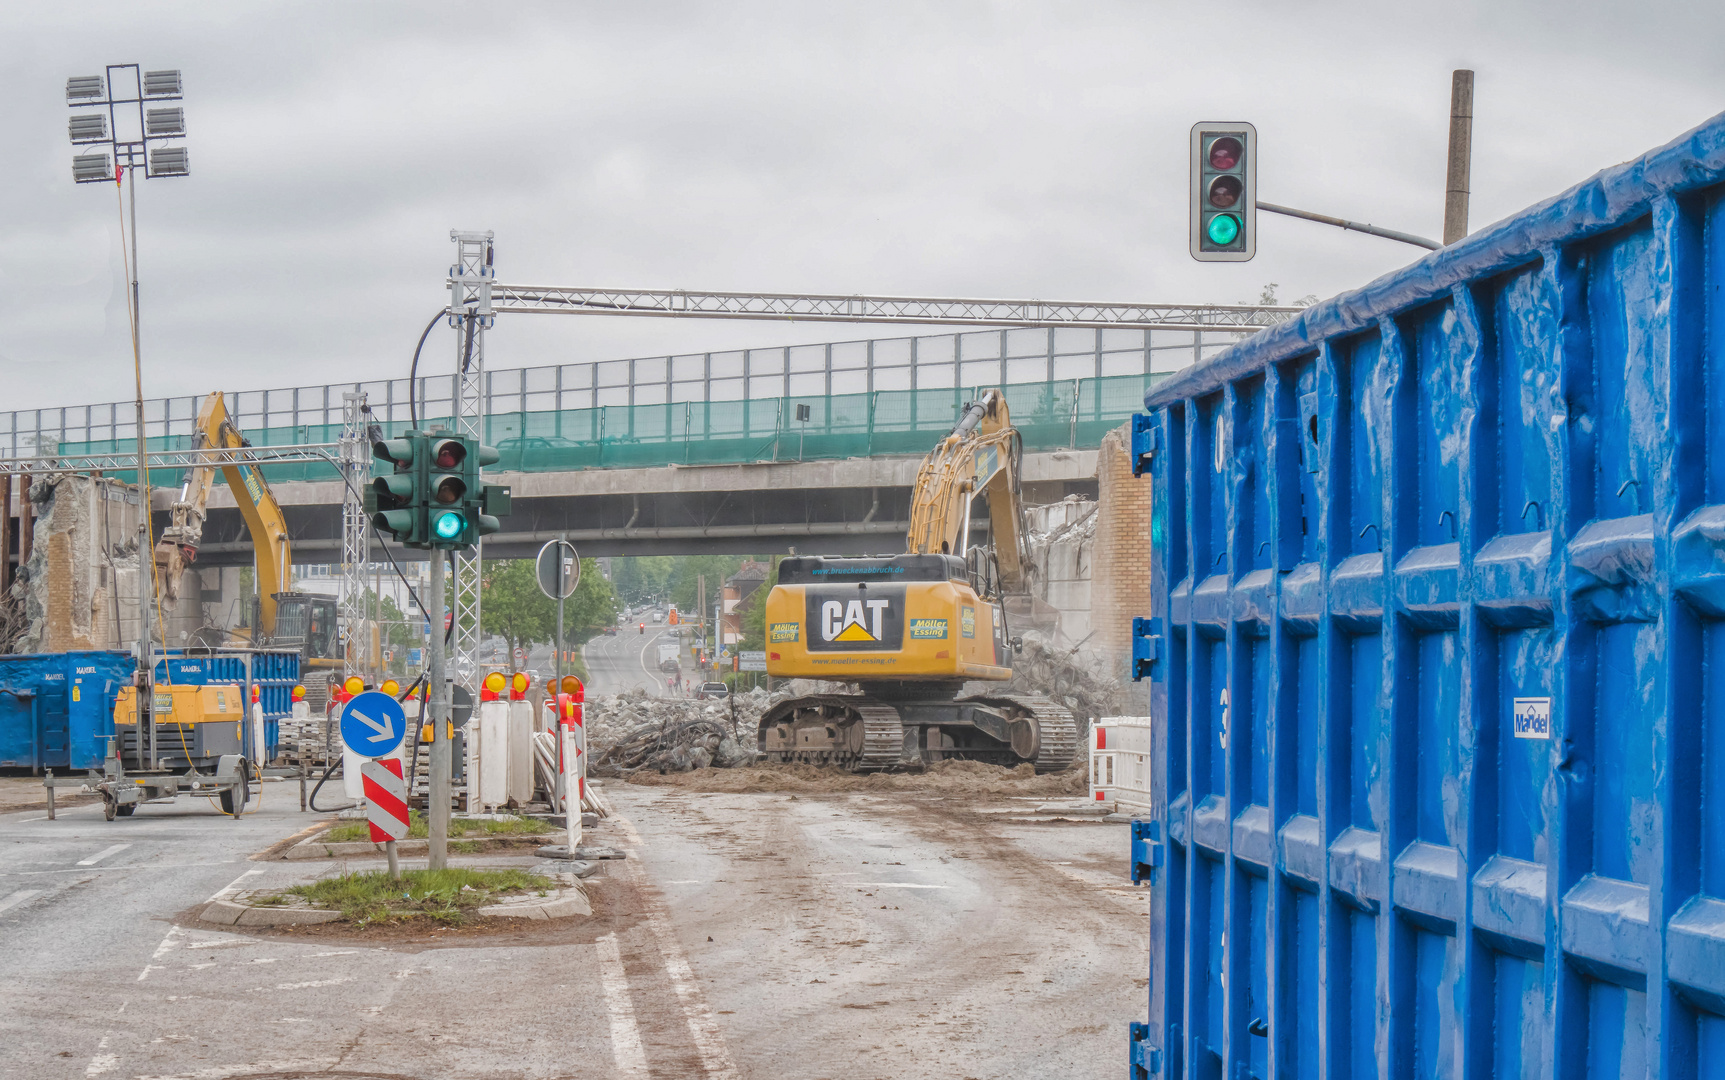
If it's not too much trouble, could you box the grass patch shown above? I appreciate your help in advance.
[322,811,555,844]
[258,867,546,926]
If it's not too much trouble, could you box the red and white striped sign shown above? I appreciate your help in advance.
[361,757,410,842]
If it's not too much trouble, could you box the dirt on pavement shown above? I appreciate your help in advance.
[623,758,1088,798]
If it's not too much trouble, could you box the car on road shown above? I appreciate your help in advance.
[696,682,729,700]
[652,611,665,624]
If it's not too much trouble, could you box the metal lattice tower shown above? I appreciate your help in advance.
[338,391,371,678]
[447,230,495,692]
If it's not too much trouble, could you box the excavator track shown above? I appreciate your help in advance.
[757,696,908,771]
[758,691,1079,774]
[961,693,1081,773]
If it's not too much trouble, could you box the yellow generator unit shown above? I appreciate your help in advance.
[114,684,245,765]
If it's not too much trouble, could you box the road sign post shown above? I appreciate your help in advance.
[536,537,579,688]
[340,689,409,878]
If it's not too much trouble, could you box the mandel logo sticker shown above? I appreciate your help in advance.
[909,618,947,639]
[960,606,976,638]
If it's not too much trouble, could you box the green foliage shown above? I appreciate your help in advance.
[610,556,674,604]
[268,867,545,924]
[610,555,758,618]
[323,810,554,843]
[479,557,619,658]
[737,556,780,652]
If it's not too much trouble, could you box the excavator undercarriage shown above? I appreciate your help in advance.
[757,683,1079,774]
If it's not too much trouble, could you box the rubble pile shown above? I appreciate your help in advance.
[587,687,775,774]
[984,629,1124,738]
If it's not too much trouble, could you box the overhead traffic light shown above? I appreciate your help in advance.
[403,431,510,550]
[368,432,424,544]
[1190,122,1256,262]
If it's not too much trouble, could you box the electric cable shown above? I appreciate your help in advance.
[407,308,449,429]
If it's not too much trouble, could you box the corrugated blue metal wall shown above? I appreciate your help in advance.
[0,653,135,771]
[1135,111,1725,1078]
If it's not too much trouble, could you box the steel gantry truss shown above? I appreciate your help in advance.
[446,231,496,690]
[488,284,1302,333]
[338,392,372,680]
[439,236,1301,690]
[0,443,341,476]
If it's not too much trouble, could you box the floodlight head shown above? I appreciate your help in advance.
[142,69,182,97]
[148,145,189,177]
[72,153,113,184]
[68,114,109,145]
[145,107,184,137]
[66,76,105,103]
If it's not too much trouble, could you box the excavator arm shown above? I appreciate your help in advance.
[154,392,293,634]
[904,389,1033,592]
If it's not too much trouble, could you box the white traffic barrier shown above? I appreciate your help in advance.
[1089,716,1154,811]
[558,696,582,852]
[469,698,511,811]
[507,694,534,807]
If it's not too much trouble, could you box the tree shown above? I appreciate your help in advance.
[479,558,620,661]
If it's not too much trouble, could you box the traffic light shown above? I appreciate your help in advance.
[368,432,424,544]
[426,435,469,547]
[1190,122,1256,262]
[397,431,510,550]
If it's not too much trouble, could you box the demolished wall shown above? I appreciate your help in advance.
[8,473,217,653]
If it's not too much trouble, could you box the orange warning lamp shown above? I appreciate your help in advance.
[510,672,529,701]
[381,679,401,697]
[560,675,584,702]
[291,685,306,702]
[250,684,260,704]
[480,671,506,702]
[343,676,365,697]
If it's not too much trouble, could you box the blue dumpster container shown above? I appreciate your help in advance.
[1134,111,1725,1078]
[0,652,134,771]
[155,650,300,761]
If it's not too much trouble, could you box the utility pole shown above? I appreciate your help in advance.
[427,548,449,870]
[1444,69,1475,246]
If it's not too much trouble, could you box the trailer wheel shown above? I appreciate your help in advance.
[103,797,116,821]
[219,774,250,815]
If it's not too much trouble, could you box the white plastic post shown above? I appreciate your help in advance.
[507,694,533,806]
[560,709,581,852]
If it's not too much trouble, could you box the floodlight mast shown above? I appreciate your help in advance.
[64,64,186,678]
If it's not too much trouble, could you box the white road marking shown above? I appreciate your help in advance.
[853,882,950,889]
[615,814,742,1079]
[0,888,41,915]
[253,977,354,991]
[78,843,131,866]
[84,1037,115,1077]
[595,933,650,1079]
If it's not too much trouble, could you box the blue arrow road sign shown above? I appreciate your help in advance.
[340,690,407,759]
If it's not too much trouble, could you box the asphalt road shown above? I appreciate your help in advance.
[583,623,683,698]
[0,778,1148,1079]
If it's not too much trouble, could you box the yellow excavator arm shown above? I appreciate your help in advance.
[154,392,293,634]
[904,389,1032,592]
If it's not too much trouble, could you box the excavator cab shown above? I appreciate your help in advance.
[270,593,342,665]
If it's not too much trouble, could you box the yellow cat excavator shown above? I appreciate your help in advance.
[155,392,342,672]
[757,389,1077,772]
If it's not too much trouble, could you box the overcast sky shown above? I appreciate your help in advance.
[1,1,1719,412]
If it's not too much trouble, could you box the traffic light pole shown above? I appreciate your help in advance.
[427,546,450,870]
[1255,201,1439,251]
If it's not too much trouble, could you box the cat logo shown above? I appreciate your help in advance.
[823,599,890,642]
[804,586,905,652]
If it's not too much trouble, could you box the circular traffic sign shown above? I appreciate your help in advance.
[340,690,407,759]
[536,539,580,600]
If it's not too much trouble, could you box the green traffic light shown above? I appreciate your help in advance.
[1206,213,1240,246]
[433,510,465,540]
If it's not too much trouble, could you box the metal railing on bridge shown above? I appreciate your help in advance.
[3,325,1212,460]
[47,373,1167,484]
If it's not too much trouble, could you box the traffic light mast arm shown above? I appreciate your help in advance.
[1255,201,1440,251]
